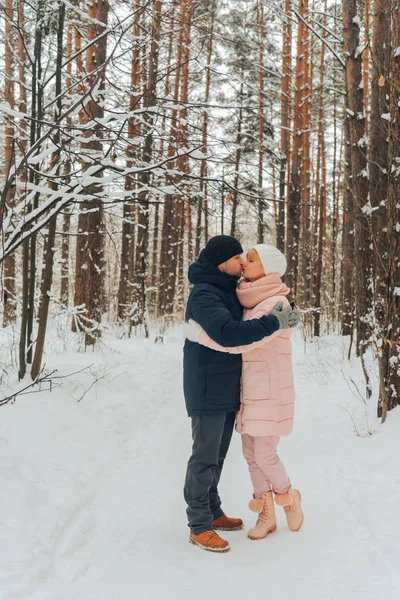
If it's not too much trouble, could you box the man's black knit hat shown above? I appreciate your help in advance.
[204,235,243,266]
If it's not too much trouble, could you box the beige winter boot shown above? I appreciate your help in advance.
[247,492,277,540]
[274,488,303,532]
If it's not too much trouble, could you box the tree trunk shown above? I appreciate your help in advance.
[117,1,143,323]
[257,0,265,243]
[287,0,308,297]
[343,0,371,352]
[177,0,193,284]
[2,0,16,326]
[195,8,214,256]
[368,0,390,414]
[331,0,339,321]
[277,0,292,254]
[150,199,160,303]
[131,0,162,333]
[313,0,327,337]
[159,0,188,317]
[299,0,311,306]
[60,20,74,307]
[27,2,45,364]
[151,0,177,312]
[19,0,43,377]
[31,1,65,379]
[341,114,354,336]
[381,0,400,421]
[230,81,244,238]
[73,0,109,346]
[363,0,370,134]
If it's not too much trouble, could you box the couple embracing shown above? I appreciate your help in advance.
[183,235,303,553]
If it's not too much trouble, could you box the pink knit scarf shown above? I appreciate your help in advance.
[236,274,290,309]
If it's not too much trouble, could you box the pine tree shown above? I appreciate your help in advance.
[287,0,309,297]
[131,0,163,333]
[313,0,327,337]
[117,1,143,323]
[73,0,109,345]
[277,0,292,254]
[343,0,371,352]
[31,1,65,379]
[380,0,400,420]
[2,0,16,325]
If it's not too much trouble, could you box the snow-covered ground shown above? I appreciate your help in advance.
[1,323,399,600]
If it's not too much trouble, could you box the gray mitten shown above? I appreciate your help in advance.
[271,302,300,330]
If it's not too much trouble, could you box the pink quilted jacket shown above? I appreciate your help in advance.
[198,295,295,437]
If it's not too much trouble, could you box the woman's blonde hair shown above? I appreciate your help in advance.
[246,248,265,275]
[247,248,259,261]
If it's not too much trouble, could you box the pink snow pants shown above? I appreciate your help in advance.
[241,434,291,498]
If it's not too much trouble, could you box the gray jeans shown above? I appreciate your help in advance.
[184,412,235,534]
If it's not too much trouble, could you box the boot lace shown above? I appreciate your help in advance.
[258,503,269,524]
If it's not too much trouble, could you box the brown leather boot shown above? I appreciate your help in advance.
[212,514,244,531]
[189,530,230,552]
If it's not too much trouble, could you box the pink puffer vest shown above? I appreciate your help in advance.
[198,278,295,437]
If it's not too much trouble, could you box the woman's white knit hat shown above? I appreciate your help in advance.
[252,244,287,277]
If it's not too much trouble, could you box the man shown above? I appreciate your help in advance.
[183,235,299,553]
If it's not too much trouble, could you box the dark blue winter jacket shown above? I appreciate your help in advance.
[183,250,280,417]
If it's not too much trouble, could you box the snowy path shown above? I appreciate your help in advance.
[0,328,399,600]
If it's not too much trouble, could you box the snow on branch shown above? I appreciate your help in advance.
[0,146,204,262]
[292,8,346,68]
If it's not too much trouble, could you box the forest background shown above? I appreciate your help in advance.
[0,0,399,421]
